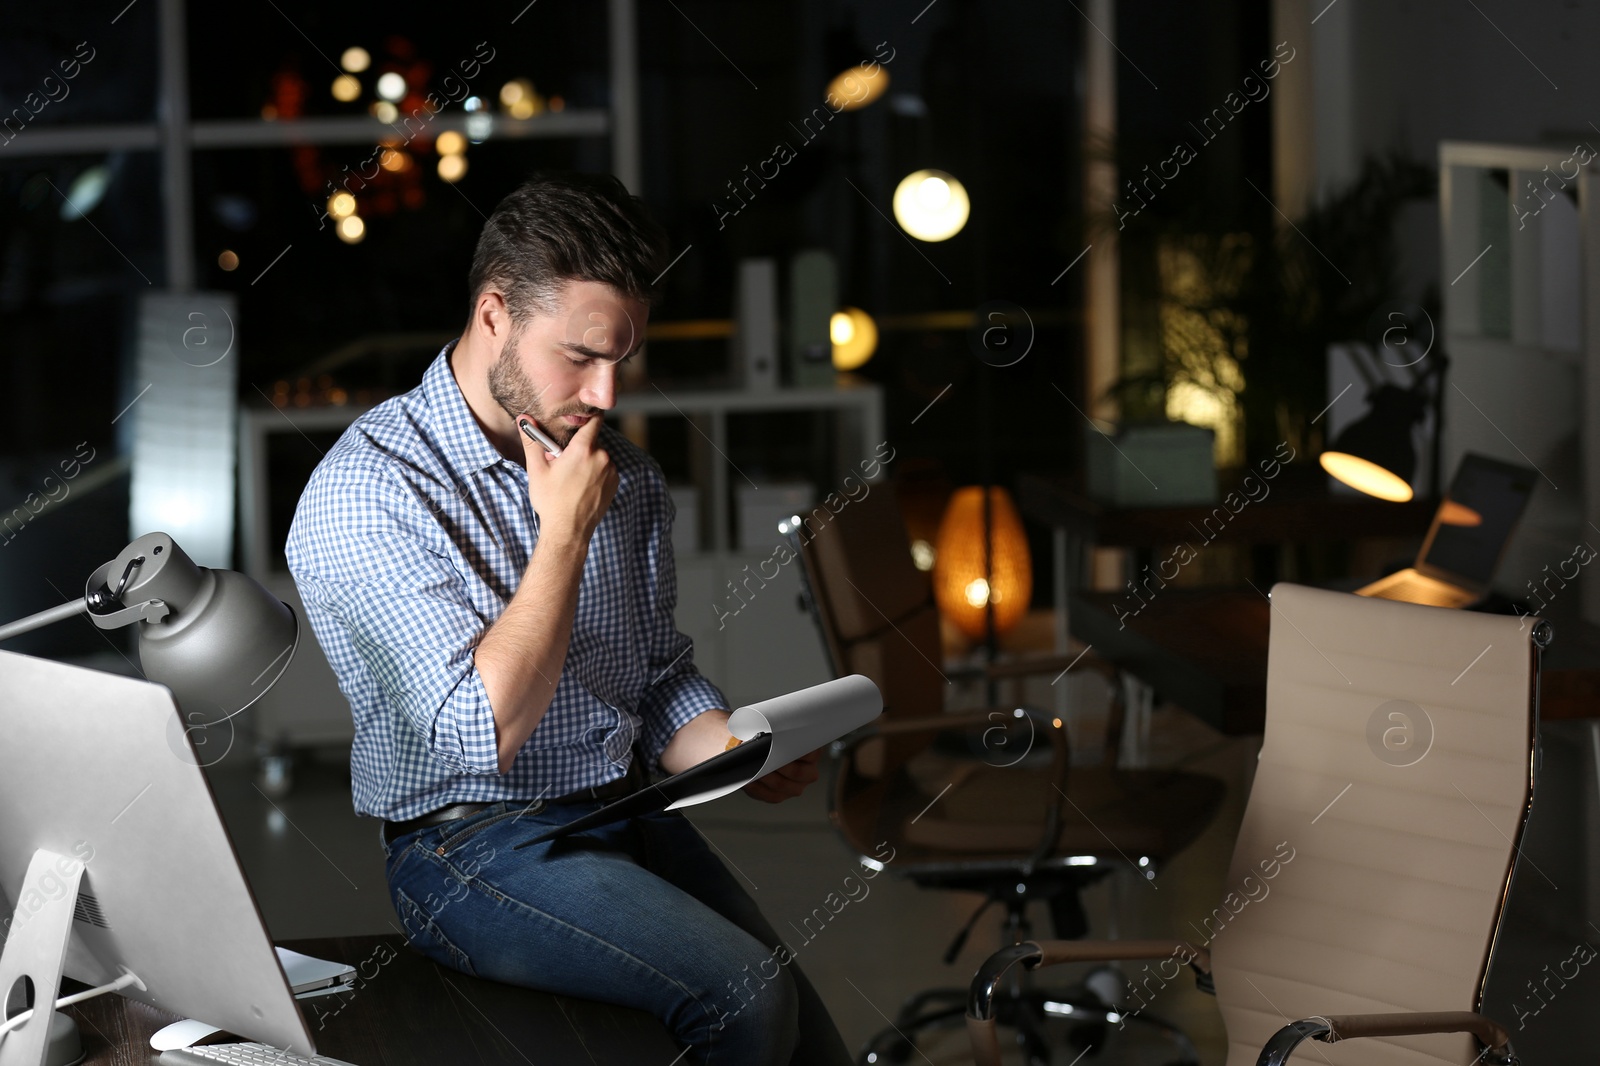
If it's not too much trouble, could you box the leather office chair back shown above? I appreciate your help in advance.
[794,481,943,781]
[1211,584,1541,1065]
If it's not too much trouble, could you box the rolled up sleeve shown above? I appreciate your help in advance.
[288,460,501,777]
[635,476,729,770]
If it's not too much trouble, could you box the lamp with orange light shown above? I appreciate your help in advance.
[1319,351,1448,502]
[932,486,1032,643]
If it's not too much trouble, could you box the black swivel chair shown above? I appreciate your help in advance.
[787,481,1225,1064]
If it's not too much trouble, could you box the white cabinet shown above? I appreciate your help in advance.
[675,551,831,710]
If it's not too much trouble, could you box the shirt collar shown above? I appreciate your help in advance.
[422,339,509,475]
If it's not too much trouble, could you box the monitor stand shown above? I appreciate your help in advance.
[0,848,85,1066]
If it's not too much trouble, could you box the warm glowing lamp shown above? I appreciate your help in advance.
[830,307,877,370]
[500,78,541,119]
[824,64,889,111]
[376,72,407,102]
[892,169,970,242]
[437,154,468,182]
[1319,383,1430,502]
[932,487,1032,640]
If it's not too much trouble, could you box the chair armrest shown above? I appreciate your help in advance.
[967,938,1211,1066]
[1257,1012,1516,1066]
[942,650,1118,685]
[830,709,1071,872]
[983,651,1119,685]
[845,710,998,738]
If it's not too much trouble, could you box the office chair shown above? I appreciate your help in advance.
[787,481,1225,1064]
[968,582,1551,1066]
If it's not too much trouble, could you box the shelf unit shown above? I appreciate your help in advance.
[612,379,885,553]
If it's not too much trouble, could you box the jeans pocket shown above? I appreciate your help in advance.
[393,885,477,977]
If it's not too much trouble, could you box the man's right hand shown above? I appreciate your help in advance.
[520,415,618,545]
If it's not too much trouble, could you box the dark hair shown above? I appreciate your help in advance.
[466,171,668,323]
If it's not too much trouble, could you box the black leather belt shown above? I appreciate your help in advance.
[383,761,645,845]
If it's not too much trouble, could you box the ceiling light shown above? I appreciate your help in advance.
[892,169,970,242]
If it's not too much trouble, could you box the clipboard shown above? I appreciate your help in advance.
[511,734,774,848]
[512,674,883,849]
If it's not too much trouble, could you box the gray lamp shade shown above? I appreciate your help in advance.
[99,533,299,724]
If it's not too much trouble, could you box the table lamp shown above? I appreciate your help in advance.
[0,531,298,723]
[1319,351,1448,503]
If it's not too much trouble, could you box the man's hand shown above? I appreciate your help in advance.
[659,709,822,804]
[742,747,821,803]
[520,415,617,545]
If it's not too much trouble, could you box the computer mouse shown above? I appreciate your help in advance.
[150,1018,223,1051]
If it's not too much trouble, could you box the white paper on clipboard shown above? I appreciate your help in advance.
[664,674,882,809]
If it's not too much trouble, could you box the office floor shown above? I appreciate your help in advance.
[195,675,1596,1065]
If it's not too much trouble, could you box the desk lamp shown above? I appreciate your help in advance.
[0,531,297,722]
[1319,351,1449,503]
[0,532,297,1066]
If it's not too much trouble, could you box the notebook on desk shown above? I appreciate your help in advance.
[1356,452,1537,609]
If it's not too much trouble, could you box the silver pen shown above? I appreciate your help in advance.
[518,417,563,457]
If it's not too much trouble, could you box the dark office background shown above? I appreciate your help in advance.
[0,1,1303,653]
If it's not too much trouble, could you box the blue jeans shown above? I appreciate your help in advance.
[380,800,855,1066]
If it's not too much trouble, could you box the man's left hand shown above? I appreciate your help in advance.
[742,747,821,803]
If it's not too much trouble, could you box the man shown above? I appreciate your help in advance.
[287,171,853,1065]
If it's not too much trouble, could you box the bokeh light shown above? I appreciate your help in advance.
[376,72,406,102]
[830,307,878,370]
[892,169,970,242]
[437,154,468,182]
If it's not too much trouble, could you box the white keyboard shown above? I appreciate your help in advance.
[159,1043,359,1065]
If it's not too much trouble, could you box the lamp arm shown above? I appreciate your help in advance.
[1345,342,1384,391]
[0,600,91,643]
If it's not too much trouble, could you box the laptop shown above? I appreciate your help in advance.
[1356,452,1537,609]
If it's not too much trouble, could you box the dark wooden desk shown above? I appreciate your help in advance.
[1018,471,1438,734]
[1017,472,1438,547]
[1071,589,1271,733]
[1542,670,1600,719]
[66,935,679,1065]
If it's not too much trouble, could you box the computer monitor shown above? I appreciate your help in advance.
[0,650,316,1061]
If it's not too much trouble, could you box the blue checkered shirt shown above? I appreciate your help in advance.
[286,343,729,821]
